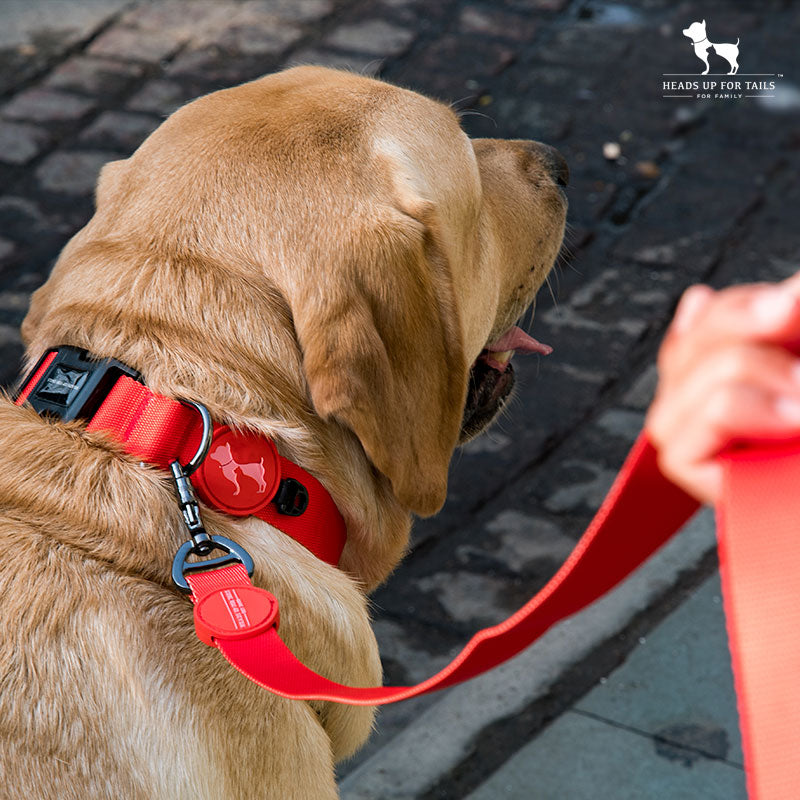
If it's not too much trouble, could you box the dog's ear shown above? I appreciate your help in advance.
[702,18,706,25]
[286,204,468,517]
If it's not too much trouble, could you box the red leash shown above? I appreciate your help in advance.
[16,346,800,798]
[718,444,800,799]
[186,434,700,703]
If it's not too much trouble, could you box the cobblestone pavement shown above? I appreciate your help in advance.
[2,0,799,797]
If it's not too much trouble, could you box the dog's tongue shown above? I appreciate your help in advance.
[484,325,552,370]
[488,326,552,355]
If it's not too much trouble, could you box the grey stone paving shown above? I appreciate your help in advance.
[465,574,746,800]
[1,0,799,797]
[0,0,132,95]
[575,573,743,768]
[467,711,744,800]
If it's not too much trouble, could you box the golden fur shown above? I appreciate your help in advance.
[1,67,566,798]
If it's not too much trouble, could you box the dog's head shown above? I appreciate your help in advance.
[22,67,567,521]
[683,20,706,41]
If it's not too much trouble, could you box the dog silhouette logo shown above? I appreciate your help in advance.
[210,441,268,496]
[683,20,739,75]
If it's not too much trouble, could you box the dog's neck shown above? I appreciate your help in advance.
[691,36,709,46]
[21,253,414,589]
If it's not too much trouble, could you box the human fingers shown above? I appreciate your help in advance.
[659,280,800,382]
[647,343,800,504]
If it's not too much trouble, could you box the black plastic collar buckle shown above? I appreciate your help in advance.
[274,478,309,516]
[16,346,142,421]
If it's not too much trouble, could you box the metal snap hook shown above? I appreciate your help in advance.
[168,398,256,593]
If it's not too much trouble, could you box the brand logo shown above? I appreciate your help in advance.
[36,366,88,405]
[662,19,782,101]
[192,426,281,516]
[683,19,739,75]
[220,588,251,630]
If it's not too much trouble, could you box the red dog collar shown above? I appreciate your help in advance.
[14,346,346,568]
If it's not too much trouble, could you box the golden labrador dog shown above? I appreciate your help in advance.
[0,66,567,798]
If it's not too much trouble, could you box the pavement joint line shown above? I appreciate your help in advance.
[0,1,138,103]
[700,189,769,287]
[569,708,745,770]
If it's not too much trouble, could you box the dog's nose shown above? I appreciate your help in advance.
[541,144,569,188]
[517,140,570,188]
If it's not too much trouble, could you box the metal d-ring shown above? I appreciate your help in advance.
[172,535,255,592]
[178,398,213,475]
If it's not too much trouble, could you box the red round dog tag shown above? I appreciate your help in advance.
[193,426,281,516]
[194,584,279,646]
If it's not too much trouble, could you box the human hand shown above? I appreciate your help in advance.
[646,274,800,505]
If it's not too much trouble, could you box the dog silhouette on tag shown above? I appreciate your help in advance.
[210,442,268,495]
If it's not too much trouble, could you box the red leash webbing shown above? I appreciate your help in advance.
[719,445,800,799]
[186,433,701,703]
[17,350,799,793]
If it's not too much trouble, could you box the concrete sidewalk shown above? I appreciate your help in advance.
[467,569,745,799]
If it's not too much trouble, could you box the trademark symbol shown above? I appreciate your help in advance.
[778,73,784,78]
